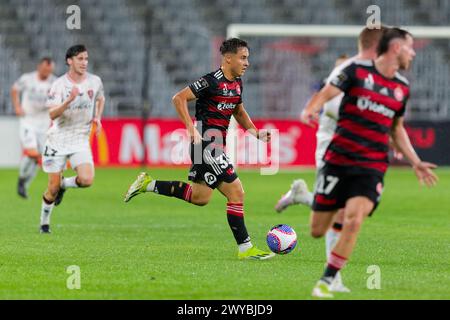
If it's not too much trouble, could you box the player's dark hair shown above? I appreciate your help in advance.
[220,38,249,55]
[358,25,387,50]
[377,27,412,56]
[39,57,53,64]
[65,44,87,64]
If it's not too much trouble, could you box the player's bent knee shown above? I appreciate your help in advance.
[310,226,327,238]
[227,191,245,204]
[311,230,325,238]
[77,176,94,187]
[191,197,209,206]
[344,214,364,233]
[47,186,60,199]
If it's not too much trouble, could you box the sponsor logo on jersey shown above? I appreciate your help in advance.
[217,102,236,111]
[364,73,375,90]
[394,87,404,101]
[222,83,229,96]
[379,87,389,96]
[357,97,395,118]
[204,172,217,185]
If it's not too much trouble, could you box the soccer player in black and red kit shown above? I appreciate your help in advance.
[301,28,439,297]
[124,38,275,260]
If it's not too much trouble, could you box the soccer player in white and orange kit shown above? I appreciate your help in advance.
[39,45,105,233]
[11,57,56,198]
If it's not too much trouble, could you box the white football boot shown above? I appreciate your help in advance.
[330,272,351,293]
[275,179,312,213]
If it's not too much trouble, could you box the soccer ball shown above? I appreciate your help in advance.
[266,224,297,254]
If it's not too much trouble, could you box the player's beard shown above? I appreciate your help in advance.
[399,55,412,71]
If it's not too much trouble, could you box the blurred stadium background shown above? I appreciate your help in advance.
[0,0,449,301]
[0,0,449,167]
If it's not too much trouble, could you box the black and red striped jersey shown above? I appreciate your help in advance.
[325,60,410,176]
[189,68,243,145]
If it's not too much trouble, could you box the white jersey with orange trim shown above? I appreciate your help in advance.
[13,71,56,131]
[45,73,104,155]
[315,56,371,168]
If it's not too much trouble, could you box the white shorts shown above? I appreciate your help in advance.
[19,123,46,153]
[42,149,94,173]
[315,113,337,170]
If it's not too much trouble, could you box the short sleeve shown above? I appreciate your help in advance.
[237,80,243,104]
[46,81,64,107]
[328,63,356,93]
[13,74,27,91]
[96,79,105,100]
[189,75,214,99]
[395,94,409,117]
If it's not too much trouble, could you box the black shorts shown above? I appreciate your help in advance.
[312,164,384,215]
[188,142,238,189]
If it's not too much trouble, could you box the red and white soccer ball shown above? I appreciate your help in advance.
[266,224,297,254]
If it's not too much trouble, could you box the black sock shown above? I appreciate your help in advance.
[154,181,192,202]
[321,265,339,283]
[321,252,347,283]
[226,203,250,245]
[43,196,54,205]
[332,222,343,231]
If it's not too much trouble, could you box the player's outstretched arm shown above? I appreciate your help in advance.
[49,86,79,120]
[10,85,24,117]
[172,87,202,144]
[300,84,342,126]
[391,117,438,187]
[93,95,105,136]
[232,103,270,142]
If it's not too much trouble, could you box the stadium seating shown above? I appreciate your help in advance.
[0,0,448,119]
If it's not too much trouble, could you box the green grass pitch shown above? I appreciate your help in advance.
[0,167,449,300]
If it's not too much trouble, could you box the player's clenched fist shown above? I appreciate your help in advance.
[300,108,319,127]
[68,86,80,102]
[189,126,203,145]
[257,129,271,143]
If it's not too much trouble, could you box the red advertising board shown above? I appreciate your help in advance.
[90,118,317,167]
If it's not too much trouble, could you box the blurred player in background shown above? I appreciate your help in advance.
[275,27,386,293]
[39,45,105,233]
[11,57,56,199]
[124,38,275,260]
[302,28,438,298]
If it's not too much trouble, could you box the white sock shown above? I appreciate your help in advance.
[62,176,79,189]
[40,199,55,226]
[238,241,253,253]
[325,229,340,259]
[19,157,38,185]
[146,180,156,192]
